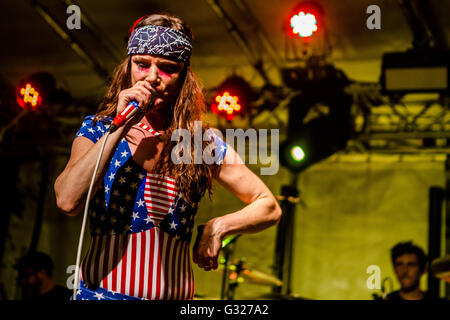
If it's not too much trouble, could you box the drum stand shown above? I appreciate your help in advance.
[273,173,300,296]
[220,234,241,300]
[225,258,245,300]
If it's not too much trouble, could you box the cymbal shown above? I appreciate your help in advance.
[241,292,310,300]
[212,260,282,287]
[431,254,450,281]
[193,293,221,300]
[241,269,283,287]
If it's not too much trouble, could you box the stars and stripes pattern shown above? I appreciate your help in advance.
[137,122,161,137]
[144,173,178,223]
[80,227,194,300]
[112,101,140,128]
[72,280,142,300]
[73,115,227,300]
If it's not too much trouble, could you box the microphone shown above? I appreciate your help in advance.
[108,86,157,133]
[109,101,141,133]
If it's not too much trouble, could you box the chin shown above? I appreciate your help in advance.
[401,281,420,292]
[149,105,163,114]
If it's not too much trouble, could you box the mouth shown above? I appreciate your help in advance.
[148,85,159,99]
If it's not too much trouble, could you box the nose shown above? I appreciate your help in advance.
[144,65,160,85]
[398,266,407,274]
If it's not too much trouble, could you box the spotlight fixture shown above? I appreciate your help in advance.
[286,1,323,40]
[211,75,255,121]
[15,72,58,111]
[280,82,353,172]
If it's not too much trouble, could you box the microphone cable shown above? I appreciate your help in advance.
[72,88,156,300]
[73,128,112,300]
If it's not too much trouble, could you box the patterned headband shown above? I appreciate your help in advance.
[127,25,192,63]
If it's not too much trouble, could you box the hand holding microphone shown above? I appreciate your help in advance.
[109,81,157,132]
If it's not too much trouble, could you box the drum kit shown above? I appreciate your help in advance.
[208,253,450,300]
[194,258,304,300]
[195,234,450,300]
[431,254,450,284]
[194,231,307,300]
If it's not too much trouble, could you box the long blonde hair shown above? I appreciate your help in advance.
[96,13,221,205]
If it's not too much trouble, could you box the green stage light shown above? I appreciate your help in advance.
[279,83,353,173]
[291,146,305,161]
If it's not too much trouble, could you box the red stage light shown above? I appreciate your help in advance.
[215,92,241,117]
[290,11,318,38]
[212,91,243,121]
[211,75,254,121]
[286,1,323,39]
[15,72,61,111]
[17,83,42,110]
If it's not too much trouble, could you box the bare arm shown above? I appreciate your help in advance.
[54,126,128,216]
[54,80,155,216]
[193,143,282,270]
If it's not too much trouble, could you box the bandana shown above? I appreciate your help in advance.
[127,25,192,62]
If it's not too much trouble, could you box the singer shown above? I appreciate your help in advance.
[54,12,281,300]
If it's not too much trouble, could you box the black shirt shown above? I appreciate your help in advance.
[386,290,440,300]
[36,285,72,300]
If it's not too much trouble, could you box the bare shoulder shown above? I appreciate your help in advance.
[66,136,95,167]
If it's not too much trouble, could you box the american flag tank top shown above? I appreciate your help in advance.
[73,116,228,300]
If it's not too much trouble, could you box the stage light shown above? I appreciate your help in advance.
[287,1,323,39]
[215,92,241,117]
[290,11,318,38]
[280,82,353,173]
[280,138,308,172]
[229,272,238,280]
[18,83,41,109]
[291,146,305,162]
[211,75,255,121]
[280,143,307,171]
[15,72,58,111]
